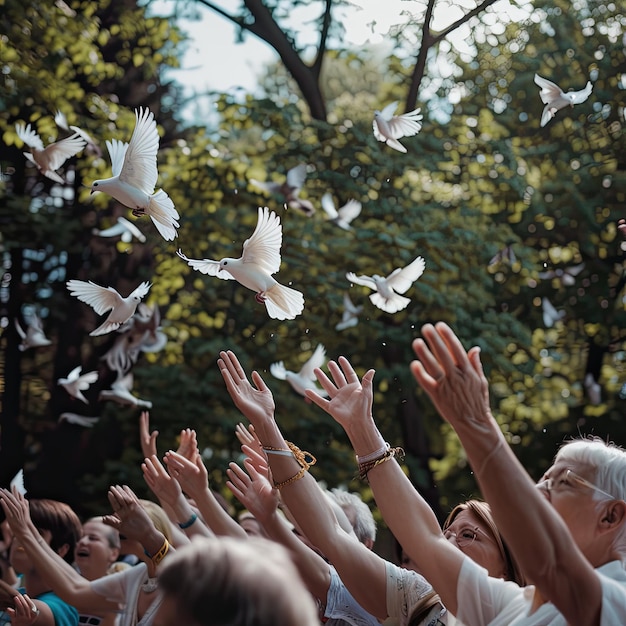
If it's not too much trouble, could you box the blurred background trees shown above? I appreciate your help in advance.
[1,0,625,523]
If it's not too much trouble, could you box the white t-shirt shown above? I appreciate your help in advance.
[456,557,626,625]
[90,562,163,626]
[385,561,454,626]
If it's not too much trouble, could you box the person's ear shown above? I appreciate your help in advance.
[109,546,120,564]
[56,543,70,559]
[600,500,626,532]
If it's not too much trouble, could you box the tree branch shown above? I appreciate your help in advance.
[404,0,500,112]
[312,0,333,80]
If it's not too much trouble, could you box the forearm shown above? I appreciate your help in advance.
[261,510,330,601]
[194,488,246,539]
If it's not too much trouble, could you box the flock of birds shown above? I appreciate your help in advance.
[12,73,596,410]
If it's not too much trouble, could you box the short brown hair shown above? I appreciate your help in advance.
[29,499,82,564]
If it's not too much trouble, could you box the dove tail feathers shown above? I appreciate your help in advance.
[369,292,410,314]
[148,190,180,241]
[385,138,407,153]
[263,284,304,320]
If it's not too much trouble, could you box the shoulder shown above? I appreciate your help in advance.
[36,591,79,626]
[598,561,626,625]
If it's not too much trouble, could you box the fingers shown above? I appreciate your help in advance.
[337,355,359,384]
[327,360,348,387]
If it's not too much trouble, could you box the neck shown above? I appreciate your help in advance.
[21,570,53,598]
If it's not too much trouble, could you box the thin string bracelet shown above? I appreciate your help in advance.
[357,447,405,482]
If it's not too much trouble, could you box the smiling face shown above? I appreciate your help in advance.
[74,520,120,580]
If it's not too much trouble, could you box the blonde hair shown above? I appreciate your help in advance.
[139,500,173,543]
[444,500,526,586]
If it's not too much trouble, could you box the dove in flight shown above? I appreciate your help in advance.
[99,373,152,409]
[54,110,101,156]
[14,313,52,351]
[270,344,329,399]
[59,413,100,428]
[92,216,146,243]
[102,303,167,376]
[534,74,593,127]
[488,244,516,269]
[9,469,26,496]
[90,107,180,241]
[57,365,98,404]
[372,102,423,153]
[15,122,86,183]
[347,256,426,314]
[67,279,151,336]
[321,193,362,230]
[541,297,566,328]
[538,263,585,287]
[249,164,315,216]
[584,373,601,406]
[177,206,304,320]
[335,292,363,332]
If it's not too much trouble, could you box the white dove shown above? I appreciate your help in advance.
[347,256,426,314]
[57,365,98,404]
[92,216,146,243]
[372,102,423,153]
[542,297,566,328]
[177,206,304,320]
[99,373,152,409]
[321,193,362,230]
[54,110,101,156]
[269,344,329,399]
[90,107,180,241]
[66,279,151,336]
[538,263,585,287]
[488,244,516,269]
[102,303,167,375]
[9,469,26,496]
[59,412,100,428]
[249,164,315,216]
[14,314,52,351]
[15,122,86,183]
[584,373,601,406]
[534,74,593,127]
[335,292,363,332]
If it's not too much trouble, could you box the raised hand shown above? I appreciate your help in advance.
[218,350,276,428]
[410,322,492,436]
[6,592,40,625]
[142,455,182,509]
[235,422,266,462]
[163,450,209,501]
[102,485,157,545]
[0,488,35,540]
[304,356,375,430]
[139,411,158,459]
[226,459,279,526]
[176,428,199,461]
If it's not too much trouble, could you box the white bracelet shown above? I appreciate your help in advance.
[356,441,390,464]
[263,447,294,457]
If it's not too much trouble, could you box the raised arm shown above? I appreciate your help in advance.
[410,322,602,623]
[304,356,465,615]
[226,456,331,601]
[0,488,119,615]
[163,450,246,539]
[218,350,391,620]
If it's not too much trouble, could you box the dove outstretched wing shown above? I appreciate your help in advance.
[119,107,159,194]
[300,344,326,381]
[44,133,86,171]
[241,207,282,275]
[346,272,377,290]
[270,361,288,380]
[15,123,45,151]
[66,280,123,315]
[129,281,152,301]
[337,200,362,225]
[534,74,562,104]
[177,249,234,280]
[386,108,423,140]
[386,256,426,294]
[321,193,338,219]
[286,164,307,192]
[106,139,130,178]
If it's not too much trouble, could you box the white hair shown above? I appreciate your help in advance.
[556,437,626,560]
[330,488,377,545]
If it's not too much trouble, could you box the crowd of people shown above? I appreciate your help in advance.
[1,322,625,625]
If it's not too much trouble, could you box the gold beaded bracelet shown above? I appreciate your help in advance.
[145,538,170,566]
[357,447,405,481]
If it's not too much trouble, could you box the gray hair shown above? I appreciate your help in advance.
[556,437,626,560]
[330,488,377,545]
